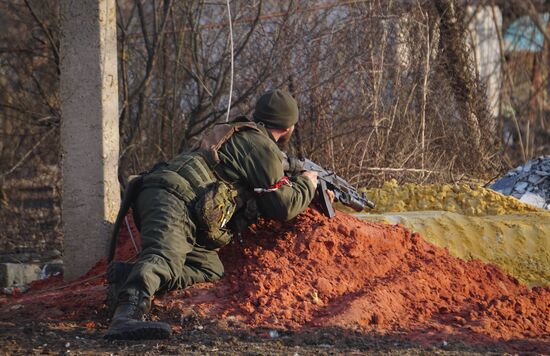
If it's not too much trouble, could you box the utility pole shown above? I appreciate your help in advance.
[60,0,120,280]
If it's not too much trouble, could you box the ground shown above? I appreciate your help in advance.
[1,208,549,355]
[0,320,526,355]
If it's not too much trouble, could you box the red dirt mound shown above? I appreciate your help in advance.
[1,208,548,352]
[220,210,549,337]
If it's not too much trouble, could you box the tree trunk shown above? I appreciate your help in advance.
[435,0,488,159]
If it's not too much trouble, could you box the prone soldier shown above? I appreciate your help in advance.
[105,90,318,340]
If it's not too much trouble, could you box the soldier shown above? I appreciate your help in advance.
[106,89,318,340]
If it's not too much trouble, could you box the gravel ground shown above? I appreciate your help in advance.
[0,320,511,356]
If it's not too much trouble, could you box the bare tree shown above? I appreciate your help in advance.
[4,0,550,254]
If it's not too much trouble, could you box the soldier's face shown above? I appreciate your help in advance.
[277,125,294,148]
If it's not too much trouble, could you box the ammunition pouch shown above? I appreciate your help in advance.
[193,180,237,249]
[142,158,238,250]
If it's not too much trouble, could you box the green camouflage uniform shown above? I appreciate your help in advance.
[119,118,315,301]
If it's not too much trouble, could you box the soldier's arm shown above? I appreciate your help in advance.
[242,144,316,221]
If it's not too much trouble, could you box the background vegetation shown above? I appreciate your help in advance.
[1,0,549,253]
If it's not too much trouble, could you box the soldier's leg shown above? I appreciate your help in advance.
[107,248,224,308]
[106,187,194,340]
[160,246,224,292]
[182,246,224,286]
[119,186,196,300]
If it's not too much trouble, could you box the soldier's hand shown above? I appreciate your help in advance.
[301,170,318,187]
[326,189,335,202]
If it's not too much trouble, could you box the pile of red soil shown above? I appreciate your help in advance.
[1,208,548,351]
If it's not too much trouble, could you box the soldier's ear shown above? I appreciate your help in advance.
[271,127,290,135]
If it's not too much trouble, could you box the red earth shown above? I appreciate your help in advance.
[1,208,548,353]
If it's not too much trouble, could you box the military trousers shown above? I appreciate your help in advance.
[118,186,224,300]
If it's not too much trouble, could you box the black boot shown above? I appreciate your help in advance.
[105,295,172,340]
[106,262,135,317]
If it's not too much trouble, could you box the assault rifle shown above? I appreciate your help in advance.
[282,154,375,218]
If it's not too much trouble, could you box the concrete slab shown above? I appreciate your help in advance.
[0,263,42,287]
[0,261,64,287]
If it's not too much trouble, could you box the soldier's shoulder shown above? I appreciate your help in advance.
[234,126,277,150]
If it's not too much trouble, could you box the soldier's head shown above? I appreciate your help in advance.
[253,89,298,146]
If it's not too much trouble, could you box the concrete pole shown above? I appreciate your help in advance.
[60,0,120,280]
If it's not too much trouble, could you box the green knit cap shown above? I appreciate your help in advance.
[253,89,299,129]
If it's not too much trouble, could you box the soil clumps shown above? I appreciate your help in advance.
[364,179,544,215]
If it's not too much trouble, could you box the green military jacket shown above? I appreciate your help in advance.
[139,118,315,223]
[109,118,315,259]
[215,120,315,221]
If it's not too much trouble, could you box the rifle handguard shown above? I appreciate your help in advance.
[282,154,376,216]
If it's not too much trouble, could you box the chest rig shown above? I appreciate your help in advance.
[109,119,261,260]
[139,119,260,203]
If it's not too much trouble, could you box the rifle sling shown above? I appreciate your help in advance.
[108,175,144,263]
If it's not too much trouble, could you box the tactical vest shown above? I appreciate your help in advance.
[109,119,260,260]
[137,120,259,201]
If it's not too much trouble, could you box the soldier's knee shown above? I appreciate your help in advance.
[205,258,224,282]
[137,253,183,282]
